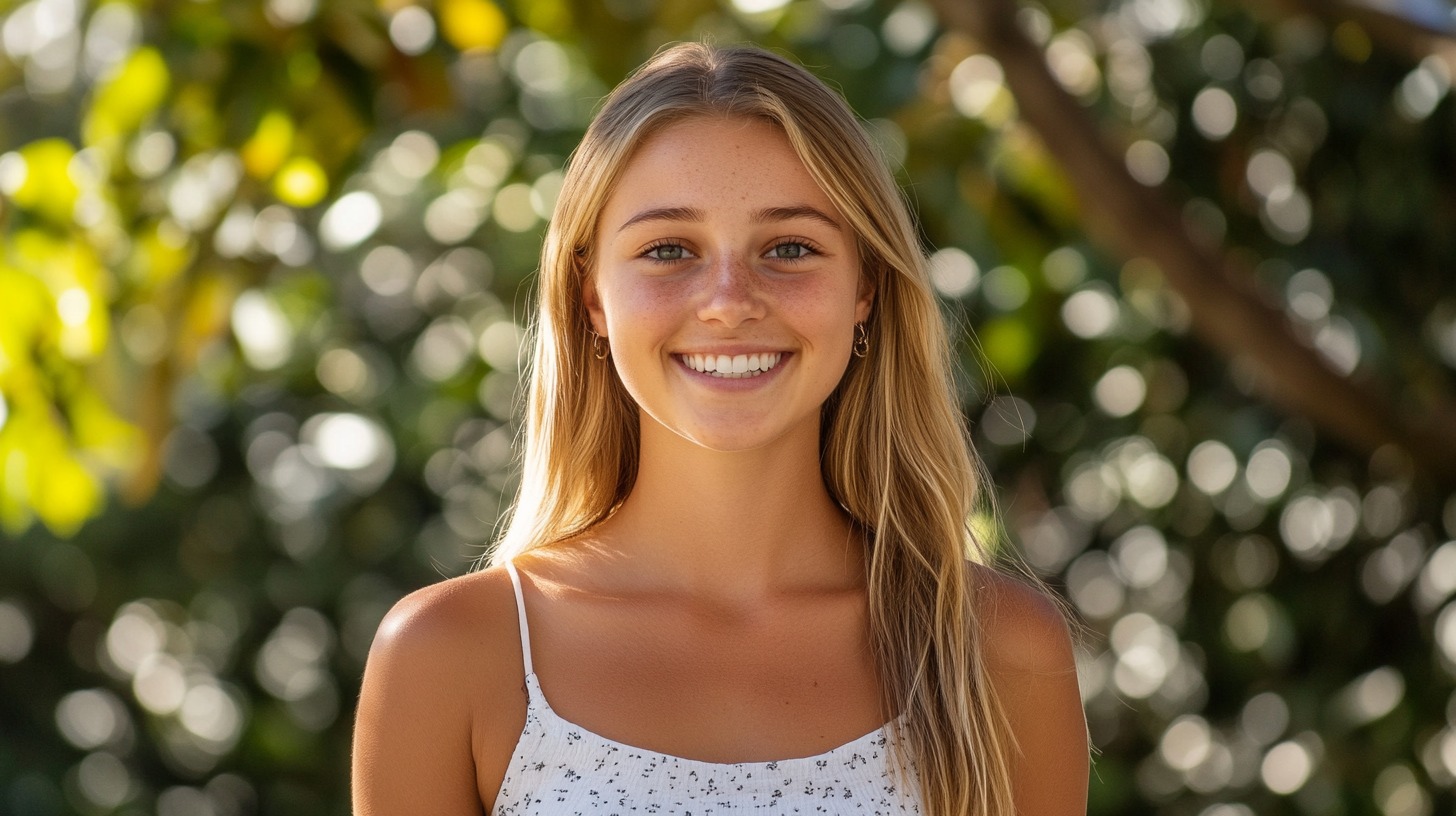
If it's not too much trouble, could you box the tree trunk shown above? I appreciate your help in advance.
[929,0,1456,487]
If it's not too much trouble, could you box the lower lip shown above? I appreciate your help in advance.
[674,354,792,389]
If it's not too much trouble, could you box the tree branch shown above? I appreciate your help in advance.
[929,0,1456,486]
[1258,0,1456,72]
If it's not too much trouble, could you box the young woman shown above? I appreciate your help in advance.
[353,43,1088,815]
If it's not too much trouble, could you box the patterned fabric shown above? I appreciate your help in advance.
[493,562,923,815]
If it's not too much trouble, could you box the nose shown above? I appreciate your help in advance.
[696,252,766,328]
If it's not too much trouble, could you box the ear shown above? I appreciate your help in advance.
[582,277,607,336]
[854,274,875,324]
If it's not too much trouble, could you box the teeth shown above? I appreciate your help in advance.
[681,352,784,378]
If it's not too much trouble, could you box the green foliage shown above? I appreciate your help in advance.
[1,0,1455,814]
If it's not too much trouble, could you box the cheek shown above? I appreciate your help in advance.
[599,278,686,338]
[774,281,859,339]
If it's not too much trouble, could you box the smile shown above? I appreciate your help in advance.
[677,352,785,378]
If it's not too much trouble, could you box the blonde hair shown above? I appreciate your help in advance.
[489,43,1017,816]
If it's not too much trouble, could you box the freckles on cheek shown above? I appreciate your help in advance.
[604,280,679,335]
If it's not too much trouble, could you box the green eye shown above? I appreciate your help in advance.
[647,244,686,261]
[770,242,810,259]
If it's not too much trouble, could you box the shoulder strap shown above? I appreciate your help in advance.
[503,561,534,676]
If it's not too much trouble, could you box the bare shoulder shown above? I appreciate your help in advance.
[967,561,1077,677]
[352,565,527,816]
[366,566,523,688]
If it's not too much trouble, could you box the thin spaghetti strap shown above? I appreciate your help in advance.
[503,561,534,676]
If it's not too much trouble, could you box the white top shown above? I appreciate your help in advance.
[492,561,924,815]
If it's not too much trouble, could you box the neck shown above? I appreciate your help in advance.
[588,413,864,600]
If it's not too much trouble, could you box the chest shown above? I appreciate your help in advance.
[526,590,888,764]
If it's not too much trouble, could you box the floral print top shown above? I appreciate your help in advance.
[493,562,923,815]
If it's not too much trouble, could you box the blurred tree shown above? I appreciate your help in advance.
[1,0,1455,815]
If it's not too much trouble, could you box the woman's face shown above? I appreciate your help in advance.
[586,115,873,454]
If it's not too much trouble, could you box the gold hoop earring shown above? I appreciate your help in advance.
[852,323,869,358]
[590,331,610,360]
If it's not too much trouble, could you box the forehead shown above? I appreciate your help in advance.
[600,115,842,226]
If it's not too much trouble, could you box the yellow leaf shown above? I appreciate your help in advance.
[70,390,141,470]
[33,450,103,538]
[85,47,171,147]
[516,0,567,36]
[181,273,239,356]
[0,266,57,380]
[439,0,509,51]
[273,156,328,207]
[8,139,80,224]
[173,83,224,148]
[7,230,111,362]
[979,317,1038,382]
[0,445,35,535]
[242,110,295,180]
[129,221,195,289]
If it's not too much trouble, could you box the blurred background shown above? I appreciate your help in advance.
[2,0,1455,813]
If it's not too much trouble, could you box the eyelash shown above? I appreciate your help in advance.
[641,240,690,264]
[765,238,822,263]
[637,238,824,265]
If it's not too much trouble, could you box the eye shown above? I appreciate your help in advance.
[643,242,691,263]
[766,241,817,261]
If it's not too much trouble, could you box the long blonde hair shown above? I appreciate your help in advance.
[489,43,1017,816]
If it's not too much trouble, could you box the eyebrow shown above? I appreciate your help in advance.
[617,206,704,232]
[615,205,844,233]
[754,206,843,232]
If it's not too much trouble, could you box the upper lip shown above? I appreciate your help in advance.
[672,347,791,355]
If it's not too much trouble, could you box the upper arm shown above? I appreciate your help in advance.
[975,567,1089,816]
[351,573,523,816]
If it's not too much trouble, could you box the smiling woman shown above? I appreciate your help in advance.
[352,43,1088,816]
[587,115,871,453]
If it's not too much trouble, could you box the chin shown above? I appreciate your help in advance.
[642,410,816,456]
[673,426,783,454]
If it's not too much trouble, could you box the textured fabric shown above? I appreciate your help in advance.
[493,562,923,815]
